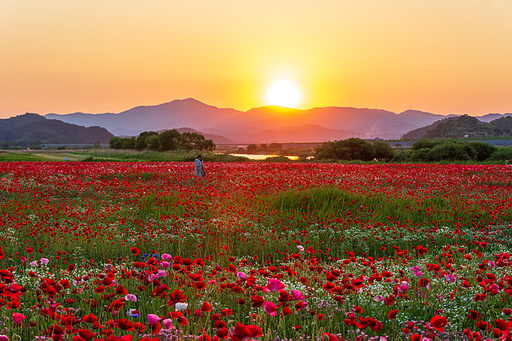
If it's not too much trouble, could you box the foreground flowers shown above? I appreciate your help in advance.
[0,162,511,340]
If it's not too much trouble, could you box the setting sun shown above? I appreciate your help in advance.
[266,80,301,108]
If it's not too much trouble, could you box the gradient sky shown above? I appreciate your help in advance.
[1,0,512,118]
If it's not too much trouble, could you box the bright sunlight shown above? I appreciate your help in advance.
[266,80,301,108]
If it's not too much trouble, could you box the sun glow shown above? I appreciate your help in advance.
[266,80,301,108]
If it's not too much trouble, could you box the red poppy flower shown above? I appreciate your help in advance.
[232,322,263,339]
[388,310,399,319]
[132,322,145,333]
[76,329,96,341]
[495,318,512,331]
[418,278,430,288]
[430,315,447,332]
[322,333,344,341]
[476,320,491,331]
[410,334,422,341]
[220,309,233,316]
[167,289,187,306]
[216,327,229,339]
[353,306,363,314]
[116,318,133,331]
[150,322,161,335]
[486,273,497,282]
[201,301,212,312]
[82,314,98,324]
[474,294,486,302]
[214,321,227,329]
[467,310,481,320]
[251,295,264,308]
[130,247,140,256]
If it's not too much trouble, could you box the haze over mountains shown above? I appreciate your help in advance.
[45,99,512,144]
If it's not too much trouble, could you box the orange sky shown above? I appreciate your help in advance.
[1,0,512,118]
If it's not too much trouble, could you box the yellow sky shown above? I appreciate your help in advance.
[1,0,512,118]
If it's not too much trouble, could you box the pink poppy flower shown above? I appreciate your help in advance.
[147,314,161,325]
[163,318,173,330]
[12,312,26,325]
[445,274,456,283]
[125,294,137,302]
[290,289,305,300]
[263,278,285,292]
[263,301,277,316]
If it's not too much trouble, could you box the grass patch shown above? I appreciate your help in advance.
[0,152,47,161]
[77,150,249,162]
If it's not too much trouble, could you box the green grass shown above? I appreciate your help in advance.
[0,152,47,161]
[77,149,249,162]
[0,149,250,162]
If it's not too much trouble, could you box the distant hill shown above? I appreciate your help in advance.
[44,98,512,143]
[402,117,460,140]
[0,113,113,146]
[402,115,512,139]
[474,113,512,123]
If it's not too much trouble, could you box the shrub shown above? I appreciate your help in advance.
[488,146,512,162]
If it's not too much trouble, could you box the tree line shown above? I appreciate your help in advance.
[407,139,509,162]
[109,130,215,151]
[314,138,512,162]
[315,138,395,161]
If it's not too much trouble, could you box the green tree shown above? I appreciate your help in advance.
[158,129,180,151]
[178,132,215,151]
[468,141,498,161]
[315,138,374,161]
[410,148,433,162]
[0,141,11,149]
[268,143,283,153]
[343,138,375,161]
[200,139,216,151]
[246,144,258,154]
[427,142,474,161]
[488,146,512,162]
[109,137,123,149]
[146,135,160,151]
[412,139,440,151]
[135,131,157,151]
[121,137,136,150]
[372,141,394,162]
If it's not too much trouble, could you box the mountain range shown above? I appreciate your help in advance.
[0,113,113,146]
[45,98,512,144]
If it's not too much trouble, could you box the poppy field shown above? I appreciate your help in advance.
[0,162,512,341]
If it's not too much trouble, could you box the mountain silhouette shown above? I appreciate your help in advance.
[44,99,512,143]
[1,113,113,146]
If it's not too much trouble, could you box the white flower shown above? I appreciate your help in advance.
[175,302,188,311]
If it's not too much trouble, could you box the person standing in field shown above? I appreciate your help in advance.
[195,155,206,177]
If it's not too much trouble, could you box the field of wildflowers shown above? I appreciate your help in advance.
[0,162,511,341]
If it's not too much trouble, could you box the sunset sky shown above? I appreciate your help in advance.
[1,0,512,118]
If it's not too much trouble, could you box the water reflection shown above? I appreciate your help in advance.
[229,153,299,161]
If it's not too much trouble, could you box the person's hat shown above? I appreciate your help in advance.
[197,155,202,158]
